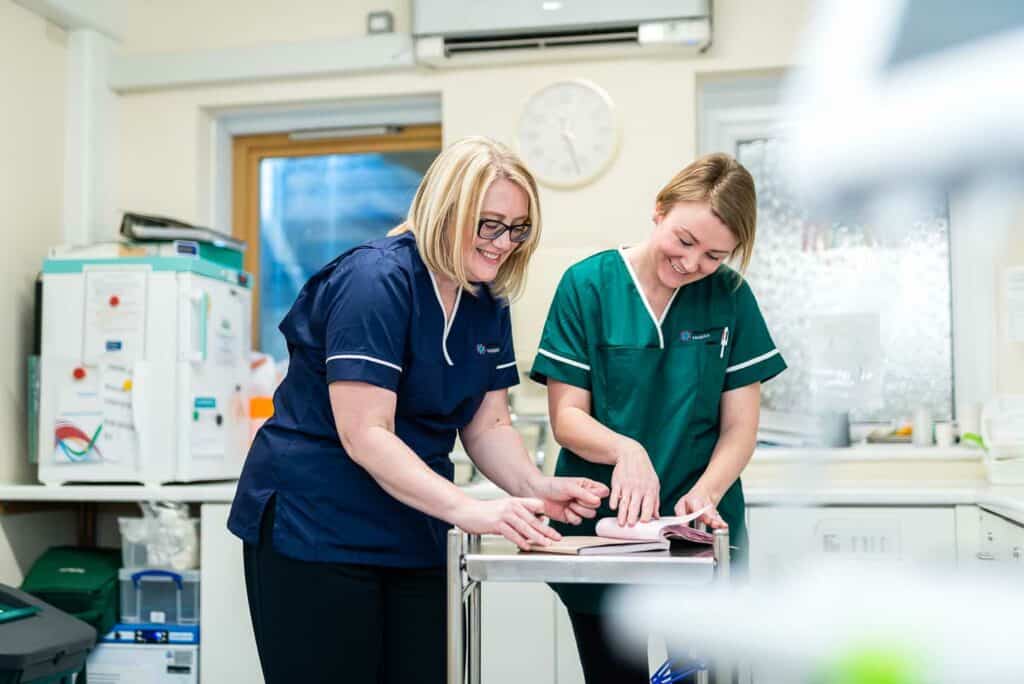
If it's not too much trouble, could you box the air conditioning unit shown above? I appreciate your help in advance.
[412,0,712,68]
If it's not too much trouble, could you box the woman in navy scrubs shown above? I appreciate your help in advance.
[228,137,609,684]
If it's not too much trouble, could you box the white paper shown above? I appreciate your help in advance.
[54,381,104,465]
[83,268,148,365]
[97,363,137,463]
[212,294,245,367]
[1007,267,1024,343]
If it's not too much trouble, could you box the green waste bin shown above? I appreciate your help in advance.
[20,547,121,637]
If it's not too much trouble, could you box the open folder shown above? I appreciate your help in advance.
[524,506,715,556]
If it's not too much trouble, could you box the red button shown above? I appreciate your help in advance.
[109,295,120,307]
[72,367,86,380]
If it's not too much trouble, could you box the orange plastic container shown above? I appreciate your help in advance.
[249,396,274,444]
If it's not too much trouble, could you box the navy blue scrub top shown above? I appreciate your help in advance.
[228,232,520,568]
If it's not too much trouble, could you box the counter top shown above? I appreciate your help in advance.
[744,479,1024,515]
[0,445,1018,523]
[750,445,981,462]
[0,482,239,503]
[457,477,1024,523]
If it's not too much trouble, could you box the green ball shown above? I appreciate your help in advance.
[813,644,924,684]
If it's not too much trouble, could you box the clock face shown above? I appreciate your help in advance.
[516,79,619,188]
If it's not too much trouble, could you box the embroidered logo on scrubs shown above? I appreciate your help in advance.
[680,330,712,343]
[477,344,501,355]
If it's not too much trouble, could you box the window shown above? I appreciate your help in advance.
[701,78,954,423]
[232,125,442,360]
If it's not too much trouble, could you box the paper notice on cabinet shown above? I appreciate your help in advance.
[97,363,137,463]
[83,268,148,365]
[1008,267,1024,343]
[54,381,103,465]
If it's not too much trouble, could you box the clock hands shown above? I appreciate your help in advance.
[559,117,582,175]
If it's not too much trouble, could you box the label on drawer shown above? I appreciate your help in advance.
[814,518,901,558]
[148,610,167,623]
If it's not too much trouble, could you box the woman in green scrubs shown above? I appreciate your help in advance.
[530,153,786,683]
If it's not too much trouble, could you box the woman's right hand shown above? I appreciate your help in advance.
[451,497,562,551]
[610,438,660,526]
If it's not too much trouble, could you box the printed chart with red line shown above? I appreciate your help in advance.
[54,419,103,463]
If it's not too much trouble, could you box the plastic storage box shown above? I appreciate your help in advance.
[0,583,95,684]
[118,517,200,570]
[118,569,199,625]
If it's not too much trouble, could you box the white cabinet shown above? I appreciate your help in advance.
[979,508,1024,562]
[199,504,263,684]
[746,506,958,684]
[747,506,958,578]
[956,505,1024,568]
[481,582,557,683]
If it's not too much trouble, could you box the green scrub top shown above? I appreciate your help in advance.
[530,248,787,614]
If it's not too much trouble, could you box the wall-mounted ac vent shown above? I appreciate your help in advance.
[413,0,712,68]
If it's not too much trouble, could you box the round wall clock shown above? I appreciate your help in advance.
[516,79,620,188]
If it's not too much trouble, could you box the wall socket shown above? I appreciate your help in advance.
[367,10,395,34]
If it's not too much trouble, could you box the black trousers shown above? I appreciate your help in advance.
[242,499,446,684]
[567,609,703,684]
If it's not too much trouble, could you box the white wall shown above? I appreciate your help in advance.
[111,0,815,407]
[73,0,411,54]
[0,0,71,584]
[0,1,66,481]
[998,217,1024,394]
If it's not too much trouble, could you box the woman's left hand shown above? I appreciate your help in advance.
[674,487,727,529]
[529,476,610,525]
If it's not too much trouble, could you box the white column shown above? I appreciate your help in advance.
[63,28,118,245]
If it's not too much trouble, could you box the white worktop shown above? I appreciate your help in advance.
[749,444,980,462]
[0,482,240,503]
[3,446,1020,521]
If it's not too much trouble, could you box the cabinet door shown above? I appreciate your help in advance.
[976,507,1024,564]
[200,504,263,684]
[482,582,556,683]
[747,506,957,578]
[554,601,585,684]
[746,506,956,684]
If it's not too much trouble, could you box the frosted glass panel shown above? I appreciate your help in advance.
[258,150,438,361]
[737,138,953,422]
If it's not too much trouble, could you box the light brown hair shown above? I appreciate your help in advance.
[389,136,541,300]
[656,153,757,274]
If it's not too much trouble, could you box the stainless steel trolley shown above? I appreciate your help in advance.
[446,528,732,684]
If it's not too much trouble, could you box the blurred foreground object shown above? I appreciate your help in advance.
[783,0,1024,217]
[611,561,1024,683]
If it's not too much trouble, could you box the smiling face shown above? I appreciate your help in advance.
[650,200,739,289]
[462,177,530,283]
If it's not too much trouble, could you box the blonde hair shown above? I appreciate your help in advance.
[388,136,541,300]
[656,153,757,275]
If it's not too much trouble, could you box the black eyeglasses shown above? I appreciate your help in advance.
[477,218,532,243]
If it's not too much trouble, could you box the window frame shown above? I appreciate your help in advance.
[230,123,442,348]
